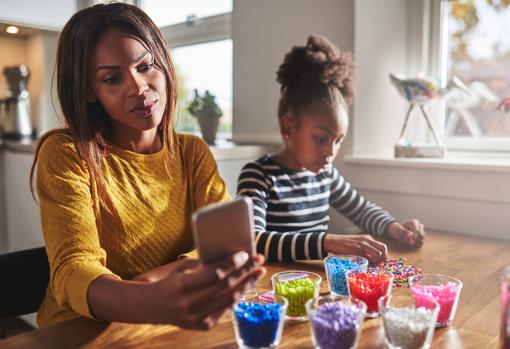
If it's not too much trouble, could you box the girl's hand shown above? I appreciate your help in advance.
[324,234,388,263]
[386,220,425,247]
[150,251,266,330]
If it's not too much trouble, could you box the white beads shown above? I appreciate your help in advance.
[382,306,436,349]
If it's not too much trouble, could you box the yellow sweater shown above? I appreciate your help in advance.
[36,131,229,328]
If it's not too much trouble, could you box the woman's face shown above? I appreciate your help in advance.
[89,28,166,141]
[283,104,349,173]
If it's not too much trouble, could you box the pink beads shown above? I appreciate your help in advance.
[412,283,457,323]
[409,275,463,327]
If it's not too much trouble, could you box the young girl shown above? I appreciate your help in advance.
[31,3,265,329]
[237,35,425,263]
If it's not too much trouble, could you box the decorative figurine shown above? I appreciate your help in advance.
[390,73,469,158]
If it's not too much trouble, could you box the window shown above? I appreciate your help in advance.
[443,0,510,150]
[171,40,232,137]
[141,1,233,140]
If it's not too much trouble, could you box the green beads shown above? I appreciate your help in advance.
[275,278,317,317]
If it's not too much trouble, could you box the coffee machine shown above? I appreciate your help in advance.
[0,65,34,140]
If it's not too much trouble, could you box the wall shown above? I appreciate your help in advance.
[352,0,410,156]
[342,0,510,239]
[341,157,510,238]
[0,31,61,135]
[232,0,355,144]
[31,31,62,134]
[0,36,29,97]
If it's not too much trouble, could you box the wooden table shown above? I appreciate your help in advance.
[1,231,508,348]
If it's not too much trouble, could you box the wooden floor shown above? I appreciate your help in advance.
[0,231,508,348]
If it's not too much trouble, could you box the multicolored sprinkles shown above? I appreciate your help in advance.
[379,257,423,287]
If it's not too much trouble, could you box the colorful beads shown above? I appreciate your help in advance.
[308,302,363,349]
[346,268,394,316]
[382,306,437,349]
[501,271,510,349]
[274,277,317,318]
[324,256,368,296]
[411,281,461,326]
[233,301,285,348]
[379,257,423,288]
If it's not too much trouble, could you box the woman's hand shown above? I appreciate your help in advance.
[324,234,388,263]
[386,220,425,247]
[150,251,266,330]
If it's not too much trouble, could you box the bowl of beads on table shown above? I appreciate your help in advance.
[306,295,366,349]
[324,255,368,296]
[346,267,394,318]
[272,271,322,321]
[409,274,463,328]
[232,294,288,349]
[379,294,439,349]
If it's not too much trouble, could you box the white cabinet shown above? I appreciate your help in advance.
[217,159,254,198]
[0,150,6,251]
[213,144,275,198]
[4,150,42,252]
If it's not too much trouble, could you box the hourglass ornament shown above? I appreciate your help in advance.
[389,73,469,158]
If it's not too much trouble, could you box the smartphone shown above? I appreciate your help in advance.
[192,197,255,264]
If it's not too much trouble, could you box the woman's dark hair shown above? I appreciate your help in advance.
[276,34,355,120]
[30,2,177,208]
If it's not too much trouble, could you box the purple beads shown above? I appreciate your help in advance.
[309,302,362,349]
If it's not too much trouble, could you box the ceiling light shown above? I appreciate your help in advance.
[6,26,20,35]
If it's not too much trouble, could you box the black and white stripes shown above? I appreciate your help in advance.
[236,155,395,262]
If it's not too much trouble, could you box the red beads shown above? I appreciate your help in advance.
[346,268,394,316]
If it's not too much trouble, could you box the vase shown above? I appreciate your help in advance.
[197,115,220,145]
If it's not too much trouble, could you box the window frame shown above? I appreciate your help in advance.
[156,11,232,139]
[429,0,510,152]
[159,12,231,49]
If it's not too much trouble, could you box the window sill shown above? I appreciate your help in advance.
[344,152,510,174]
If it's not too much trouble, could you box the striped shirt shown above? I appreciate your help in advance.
[236,155,395,262]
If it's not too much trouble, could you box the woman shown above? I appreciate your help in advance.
[31,3,265,329]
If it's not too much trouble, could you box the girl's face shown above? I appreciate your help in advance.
[89,28,166,141]
[282,104,348,173]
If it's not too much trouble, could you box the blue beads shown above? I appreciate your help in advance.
[234,302,284,348]
[324,256,368,296]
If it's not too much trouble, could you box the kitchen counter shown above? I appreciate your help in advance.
[0,138,36,153]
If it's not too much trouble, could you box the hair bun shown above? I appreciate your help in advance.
[276,34,355,105]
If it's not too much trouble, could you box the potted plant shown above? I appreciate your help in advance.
[187,89,223,145]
